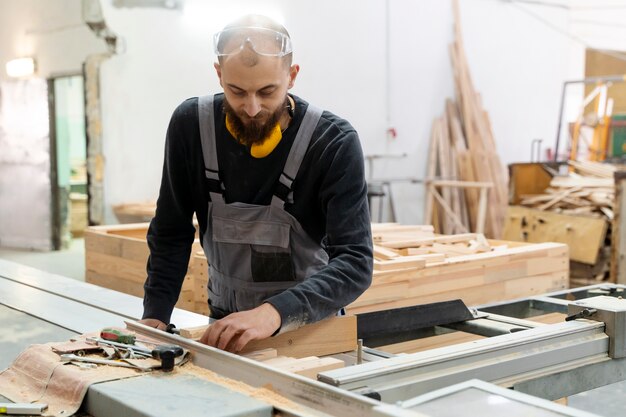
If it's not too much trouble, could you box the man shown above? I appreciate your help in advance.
[140,15,372,353]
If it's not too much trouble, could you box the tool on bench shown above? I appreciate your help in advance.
[100,327,137,344]
[60,354,138,369]
[87,337,184,371]
[0,403,48,416]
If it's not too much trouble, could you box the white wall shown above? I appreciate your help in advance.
[4,0,626,228]
[98,0,389,223]
[0,0,106,80]
[99,0,574,224]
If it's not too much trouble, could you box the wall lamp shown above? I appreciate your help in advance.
[5,57,36,78]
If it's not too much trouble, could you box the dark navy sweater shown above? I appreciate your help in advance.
[142,93,373,330]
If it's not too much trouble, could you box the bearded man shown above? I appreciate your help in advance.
[140,14,372,352]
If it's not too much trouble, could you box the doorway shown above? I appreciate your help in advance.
[50,75,88,250]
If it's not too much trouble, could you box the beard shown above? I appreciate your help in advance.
[223,97,289,146]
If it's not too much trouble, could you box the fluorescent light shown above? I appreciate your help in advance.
[6,57,36,78]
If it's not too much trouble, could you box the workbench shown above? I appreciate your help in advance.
[0,258,617,416]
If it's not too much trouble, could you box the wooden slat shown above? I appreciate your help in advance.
[380,233,478,249]
[242,348,278,361]
[373,256,426,271]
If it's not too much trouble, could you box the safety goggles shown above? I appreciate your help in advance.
[213,27,293,57]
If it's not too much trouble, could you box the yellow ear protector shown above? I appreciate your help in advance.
[225,96,295,158]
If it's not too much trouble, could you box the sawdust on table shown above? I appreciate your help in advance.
[175,363,303,413]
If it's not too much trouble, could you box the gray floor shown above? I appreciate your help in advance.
[0,240,624,416]
[0,238,85,281]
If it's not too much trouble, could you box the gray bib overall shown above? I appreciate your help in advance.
[198,95,329,319]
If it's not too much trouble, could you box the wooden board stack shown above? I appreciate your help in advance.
[505,160,620,286]
[516,160,615,220]
[424,0,509,239]
[84,223,206,314]
[178,316,355,380]
[178,315,357,359]
[346,223,569,315]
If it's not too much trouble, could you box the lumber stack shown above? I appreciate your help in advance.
[505,160,618,286]
[245,350,345,379]
[84,223,206,314]
[424,0,508,239]
[516,160,615,219]
[347,223,568,315]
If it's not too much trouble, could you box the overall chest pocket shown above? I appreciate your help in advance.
[213,216,295,283]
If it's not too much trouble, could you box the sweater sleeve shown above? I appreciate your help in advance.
[142,103,197,323]
[264,127,373,333]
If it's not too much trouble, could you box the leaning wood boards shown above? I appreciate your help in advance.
[424,1,509,239]
[347,241,568,315]
[84,223,204,314]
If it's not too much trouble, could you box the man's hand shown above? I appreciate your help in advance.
[138,318,167,330]
[199,303,281,353]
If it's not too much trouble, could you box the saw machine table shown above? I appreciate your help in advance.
[0,259,616,416]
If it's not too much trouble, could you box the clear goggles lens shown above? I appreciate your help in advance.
[213,27,292,57]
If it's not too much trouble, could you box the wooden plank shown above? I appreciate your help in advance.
[372,244,400,260]
[280,357,345,379]
[504,205,607,264]
[379,331,485,354]
[611,171,626,284]
[550,176,614,188]
[380,233,478,249]
[179,315,357,359]
[424,119,440,230]
[347,271,567,315]
[371,224,435,233]
[373,256,426,271]
[241,348,278,361]
[262,356,300,367]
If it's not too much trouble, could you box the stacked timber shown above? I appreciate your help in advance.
[85,222,567,317]
[505,160,618,286]
[84,223,206,314]
[424,0,508,239]
[346,223,568,315]
[178,316,355,379]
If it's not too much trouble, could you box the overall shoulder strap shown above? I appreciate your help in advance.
[198,95,223,200]
[272,104,323,208]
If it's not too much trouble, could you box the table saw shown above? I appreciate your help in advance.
[0,258,619,416]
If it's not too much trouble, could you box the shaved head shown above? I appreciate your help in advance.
[217,14,293,68]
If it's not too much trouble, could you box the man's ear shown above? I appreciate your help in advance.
[214,62,223,87]
[287,64,300,89]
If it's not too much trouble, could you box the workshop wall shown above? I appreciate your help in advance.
[96,0,575,224]
[0,0,106,81]
[3,1,625,230]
